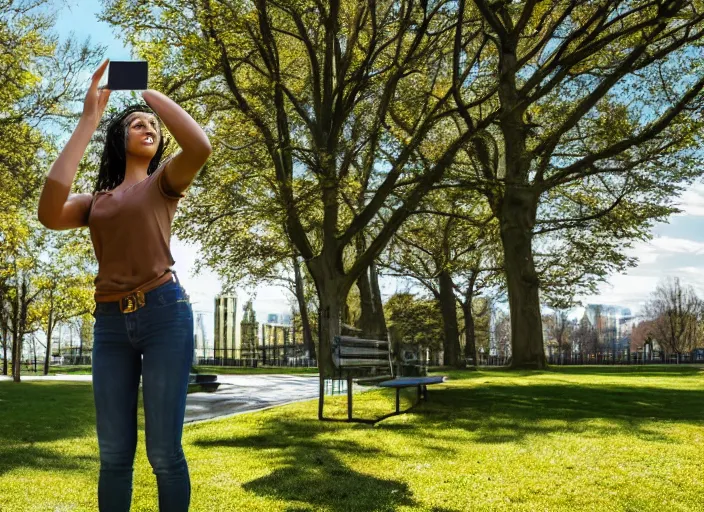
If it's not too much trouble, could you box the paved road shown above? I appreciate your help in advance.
[0,373,321,423]
[185,374,320,423]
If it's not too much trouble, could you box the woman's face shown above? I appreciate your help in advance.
[124,112,161,159]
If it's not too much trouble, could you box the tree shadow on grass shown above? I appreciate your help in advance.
[0,445,95,477]
[194,418,417,512]
[188,369,704,509]
[0,381,97,475]
[383,379,704,446]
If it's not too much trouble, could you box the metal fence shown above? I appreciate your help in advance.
[547,351,704,365]
[474,350,704,366]
[476,355,511,366]
[195,356,317,368]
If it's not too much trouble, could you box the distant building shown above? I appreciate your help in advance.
[259,312,310,364]
[194,311,213,361]
[240,301,259,361]
[584,304,634,356]
[266,313,292,325]
[261,314,293,364]
[214,294,240,360]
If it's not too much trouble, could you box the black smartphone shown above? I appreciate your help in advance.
[106,61,148,90]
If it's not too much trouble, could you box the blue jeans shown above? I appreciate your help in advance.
[92,278,193,512]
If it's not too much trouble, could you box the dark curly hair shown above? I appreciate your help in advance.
[93,104,165,193]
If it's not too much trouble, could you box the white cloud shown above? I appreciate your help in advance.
[674,182,704,217]
[580,274,658,316]
[648,236,704,255]
[624,240,659,264]
[576,236,704,316]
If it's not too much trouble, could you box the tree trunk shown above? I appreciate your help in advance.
[462,301,477,369]
[0,288,7,376]
[11,277,28,382]
[355,235,387,341]
[369,261,387,339]
[293,255,316,361]
[2,324,7,376]
[317,287,341,378]
[356,268,374,335]
[356,267,387,340]
[462,272,478,369]
[44,313,54,375]
[32,336,37,373]
[44,294,54,375]
[438,270,462,368]
[308,257,343,379]
[11,285,19,381]
[57,322,62,361]
[12,328,21,382]
[500,186,545,369]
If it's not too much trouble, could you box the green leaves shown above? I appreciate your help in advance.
[385,292,444,351]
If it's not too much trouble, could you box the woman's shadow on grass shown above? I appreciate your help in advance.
[194,419,419,512]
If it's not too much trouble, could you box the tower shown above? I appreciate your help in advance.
[240,300,259,361]
[214,294,239,361]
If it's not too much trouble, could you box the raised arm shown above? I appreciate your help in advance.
[37,59,111,230]
[140,89,212,196]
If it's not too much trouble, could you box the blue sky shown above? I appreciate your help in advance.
[49,0,704,328]
[54,1,130,59]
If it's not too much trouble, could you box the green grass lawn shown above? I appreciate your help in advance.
[0,366,702,511]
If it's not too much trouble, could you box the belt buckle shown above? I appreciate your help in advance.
[120,291,145,314]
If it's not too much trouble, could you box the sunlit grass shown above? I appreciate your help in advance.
[1,365,702,511]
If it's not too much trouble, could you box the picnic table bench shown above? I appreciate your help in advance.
[318,335,447,423]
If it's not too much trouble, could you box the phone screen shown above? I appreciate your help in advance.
[107,61,148,90]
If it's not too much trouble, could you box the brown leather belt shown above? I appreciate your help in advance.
[117,270,175,313]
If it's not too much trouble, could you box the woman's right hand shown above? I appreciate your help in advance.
[81,59,111,127]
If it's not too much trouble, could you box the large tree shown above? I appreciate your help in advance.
[100,0,704,375]
[645,277,702,359]
[34,229,95,374]
[448,0,704,367]
[384,292,444,364]
[100,0,493,380]
[5,211,50,381]
[1,0,104,379]
[381,188,501,367]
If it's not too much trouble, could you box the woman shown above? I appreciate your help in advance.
[37,59,212,512]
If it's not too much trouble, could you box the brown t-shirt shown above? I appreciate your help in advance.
[87,162,185,302]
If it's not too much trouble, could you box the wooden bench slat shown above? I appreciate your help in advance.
[333,357,390,367]
[334,338,389,349]
[336,346,391,357]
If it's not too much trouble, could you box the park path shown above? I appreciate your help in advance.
[184,374,320,423]
[0,373,321,423]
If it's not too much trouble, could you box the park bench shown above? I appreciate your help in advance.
[318,335,446,423]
